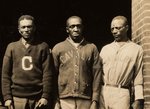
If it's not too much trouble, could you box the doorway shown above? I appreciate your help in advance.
[0,0,131,65]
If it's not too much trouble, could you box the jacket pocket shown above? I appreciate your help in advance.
[80,82,91,96]
[58,80,68,95]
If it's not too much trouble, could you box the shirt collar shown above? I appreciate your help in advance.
[67,37,84,48]
[21,37,34,45]
[21,38,27,46]
[114,39,131,47]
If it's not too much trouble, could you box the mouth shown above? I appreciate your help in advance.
[24,32,31,35]
[23,33,31,38]
[113,34,119,38]
[115,36,119,38]
[74,33,81,36]
[114,35,120,40]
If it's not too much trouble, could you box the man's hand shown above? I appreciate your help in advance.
[0,101,2,105]
[90,101,98,109]
[36,98,48,108]
[132,100,143,109]
[54,101,61,109]
[5,100,14,109]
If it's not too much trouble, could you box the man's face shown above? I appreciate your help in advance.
[111,19,128,42]
[18,19,35,40]
[66,17,83,42]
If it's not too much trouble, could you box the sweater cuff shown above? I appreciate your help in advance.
[4,95,12,101]
[135,85,144,100]
[42,93,49,100]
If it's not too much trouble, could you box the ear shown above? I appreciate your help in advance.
[66,27,69,33]
[18,26,21,34]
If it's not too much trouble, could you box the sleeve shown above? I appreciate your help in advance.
[41,45,53,100]
[2,43,13,101]
[134,47,144,100]
[52,46,60,73]
[51,46,60,102]
[92,45,102,102]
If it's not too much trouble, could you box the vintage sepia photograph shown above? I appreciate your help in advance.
[0,0,148,109]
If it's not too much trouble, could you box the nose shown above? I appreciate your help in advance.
[73,26,78,31]
[24,27,28,31]
[112,28,118,34]
[24,27,31,31]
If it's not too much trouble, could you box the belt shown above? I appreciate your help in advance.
[102,83,129,89]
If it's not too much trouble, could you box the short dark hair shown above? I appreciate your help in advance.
[18,15,35,25]
[112,15,128,26]
[66,16,83,27]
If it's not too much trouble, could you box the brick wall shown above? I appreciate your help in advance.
[132,0,150,108]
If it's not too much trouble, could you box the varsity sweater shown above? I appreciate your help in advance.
[52,38,101,102]
[2,38,53,101]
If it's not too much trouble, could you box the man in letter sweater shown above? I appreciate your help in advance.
[2,15,53,109]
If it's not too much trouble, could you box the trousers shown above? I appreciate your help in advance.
[55,97,91,109]
[99,86,130,109]
[13,97,38,109]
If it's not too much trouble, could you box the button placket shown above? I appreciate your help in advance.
[73,50,80,92]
